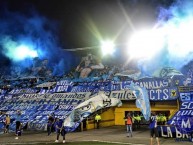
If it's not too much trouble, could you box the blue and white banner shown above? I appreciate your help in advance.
[63,92,122,132]
[14,92,91,101]
[56,80,74,86]
[39,85,70,94]
[28,122,46,131]
[77,81,111,87]
[71,81,111,93]
[51,92,91,100]
[36,82,56,88]
[16,94,48,100]
[166,101,193,140]
[9,88,37,94]
[149,87,178,101]
[179,92,193,102]
[71,86,100,93]
[121,78,169,90]
[110,90,136,100]
[159,125,192,140]
[178,86,193,101]
[109,87,178,101]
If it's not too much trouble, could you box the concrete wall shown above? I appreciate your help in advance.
[86,100,178,128]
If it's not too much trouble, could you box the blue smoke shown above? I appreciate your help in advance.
[137,0,193,76]
[0,4,76,76]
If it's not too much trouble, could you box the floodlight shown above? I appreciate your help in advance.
[101,40,115,56]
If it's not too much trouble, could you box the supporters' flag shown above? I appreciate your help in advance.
[130,83,151,121]
[153,67,183,78]
[36,82,56,88]
[63,92,122,132]
[115,70,141,80]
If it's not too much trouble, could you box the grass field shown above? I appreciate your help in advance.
[8,141,132,145]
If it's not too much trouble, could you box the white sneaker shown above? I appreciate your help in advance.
[63,140,66,143]
[15,137,18,139]
[55,140,59,143]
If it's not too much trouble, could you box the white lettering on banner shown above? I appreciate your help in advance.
[180,93,191,101]
[161,126,173,137]
[149,89,169,100]
[110,90,125,100]
[175,127,189,138]
[51,92,91,99]
[181,102,193,110]
[62,99,83,105]
[124,90,136,100]
[56,85,68,92]
[177,110,193,116]
[160,126,189,138]
[26,94,50,99]
[71,87,92,92]
[36,82,56,88]
[110,90,136,100]
[15,93,91,100]
[123,80,169,89]
[28,123,46,130]
[181,119,191,129]
[56,80,73,85]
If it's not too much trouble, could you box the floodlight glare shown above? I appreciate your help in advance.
[15,45,38,60]
[101,40,115,56]
[128,29,164,59]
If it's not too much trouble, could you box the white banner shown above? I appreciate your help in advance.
[110,90,136,100]
[36,82,56,88]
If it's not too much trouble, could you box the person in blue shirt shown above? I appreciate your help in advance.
[149,112,160,145]
[54,118,66,143]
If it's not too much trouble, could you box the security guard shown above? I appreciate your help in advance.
[95,114,101,129]
[160,114,167,125]
[135,114,141,129]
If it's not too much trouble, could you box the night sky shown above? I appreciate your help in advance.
[0,0,181,75]
[0,0,175,49]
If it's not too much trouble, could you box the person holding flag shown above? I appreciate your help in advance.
[149,112,160,145]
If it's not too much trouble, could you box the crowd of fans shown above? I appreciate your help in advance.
[0,54,192,139]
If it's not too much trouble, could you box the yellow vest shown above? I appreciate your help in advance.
[95,115,101,122]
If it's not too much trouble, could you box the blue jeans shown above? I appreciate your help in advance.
[127,124,133,136]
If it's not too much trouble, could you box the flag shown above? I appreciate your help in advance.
[115,69,141,80]
[153,67,183,78]
[129,83,151,121]
[63,92,122,132]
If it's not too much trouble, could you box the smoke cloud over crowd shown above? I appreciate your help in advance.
[136,0,193,76]
[0,3,76,76]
